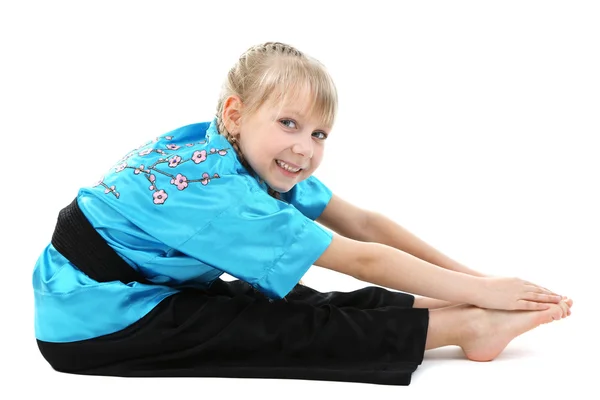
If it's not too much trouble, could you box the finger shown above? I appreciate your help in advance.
[524,280,559,295]
[526,284,559,297]
[523,292,562,303]
[517,300,551,311]
[542,287,560,296]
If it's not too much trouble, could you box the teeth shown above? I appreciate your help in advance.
[277,160,300,172]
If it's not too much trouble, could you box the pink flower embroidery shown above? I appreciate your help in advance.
[186,143,194,147]
[148,174,156,190]
[210,148,216,154]
[166,144,180,150]
[156,149,166,155]
[192,150,207,164]
[105,185,119,198]
[213,173,220,178]
[164,136,173,140]
[153,190,168,204]
[218,149,227,156]
[170,174,189,190]
[201,172,210,185]
[139,149,152,156]
[115,163,127,173]
[168,155,182,168]
[134,164,145,175]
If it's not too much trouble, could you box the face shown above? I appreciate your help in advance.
[225,89,331,193]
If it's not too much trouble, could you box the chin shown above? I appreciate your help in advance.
[270,183,294,193]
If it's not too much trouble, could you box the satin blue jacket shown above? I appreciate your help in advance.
[33,119,333,343]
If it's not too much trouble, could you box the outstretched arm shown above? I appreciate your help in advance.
[316,194,485,277]
[363,211,486,277]
[315,234,561,311]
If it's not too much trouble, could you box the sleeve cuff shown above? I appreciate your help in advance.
[257,220,333,299]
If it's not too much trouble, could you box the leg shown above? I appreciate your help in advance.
[38,282,430,386]
[413,296,457,309]
[287,282,416,309]
[425,300,571,361]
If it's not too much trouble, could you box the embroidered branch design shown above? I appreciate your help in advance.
[94,136,228,205]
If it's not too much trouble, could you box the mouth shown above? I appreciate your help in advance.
[275,159,303,176]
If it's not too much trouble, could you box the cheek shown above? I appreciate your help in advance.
[312,148,325,165]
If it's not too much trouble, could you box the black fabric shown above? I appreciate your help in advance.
[42,198,430,385]
[38,279,429,385]
[51,198,149,285]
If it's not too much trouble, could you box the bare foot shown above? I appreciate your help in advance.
[459,300,570,362]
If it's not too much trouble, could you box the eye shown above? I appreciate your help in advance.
[280,119,297,129]
[313,131,328,140]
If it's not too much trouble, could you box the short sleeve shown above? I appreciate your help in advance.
[177,175,333,300]
[281,175,332,220]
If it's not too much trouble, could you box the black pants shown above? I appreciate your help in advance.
[38,278,429,385]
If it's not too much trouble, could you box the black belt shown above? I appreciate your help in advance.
[51,198,149,284]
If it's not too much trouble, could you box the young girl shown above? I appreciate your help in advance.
[33,41,572,386]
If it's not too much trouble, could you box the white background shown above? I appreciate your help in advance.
[1,0,597,398]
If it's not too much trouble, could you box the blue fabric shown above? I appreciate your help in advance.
[33,119,333,343]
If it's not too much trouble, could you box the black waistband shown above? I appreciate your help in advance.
[51,198,148,284]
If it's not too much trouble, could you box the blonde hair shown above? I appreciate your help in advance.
[215,42,338,199]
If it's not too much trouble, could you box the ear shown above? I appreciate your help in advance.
[222,95,244,137]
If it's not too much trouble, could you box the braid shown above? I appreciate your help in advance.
[253,41,304,57]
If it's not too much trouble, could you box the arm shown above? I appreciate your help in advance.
[315,234,561,310]
[363,211,487,277]
[316,194,485,277]
[316,234,481,304]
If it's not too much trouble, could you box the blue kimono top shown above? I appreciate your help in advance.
[33,119,334,343]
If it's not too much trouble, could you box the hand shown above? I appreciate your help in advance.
[473,276,562,311]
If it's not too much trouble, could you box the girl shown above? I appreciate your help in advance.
[33,41,572,386]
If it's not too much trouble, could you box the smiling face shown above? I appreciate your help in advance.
[224,88,332,193]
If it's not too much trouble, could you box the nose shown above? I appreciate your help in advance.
[292,134,313,159]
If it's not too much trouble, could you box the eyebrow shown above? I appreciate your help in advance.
[285,110,307,119]
[280,109,331,131]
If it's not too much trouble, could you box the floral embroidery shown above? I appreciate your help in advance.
[97,135,230,205]
[200,172,210,185]
[103,185,120,199]
[170,174,189,190]
[148,174,156,190]
[168,155,182,168]
[153,189,168,205]
[134,164,147,175]
[192,150,207,164]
